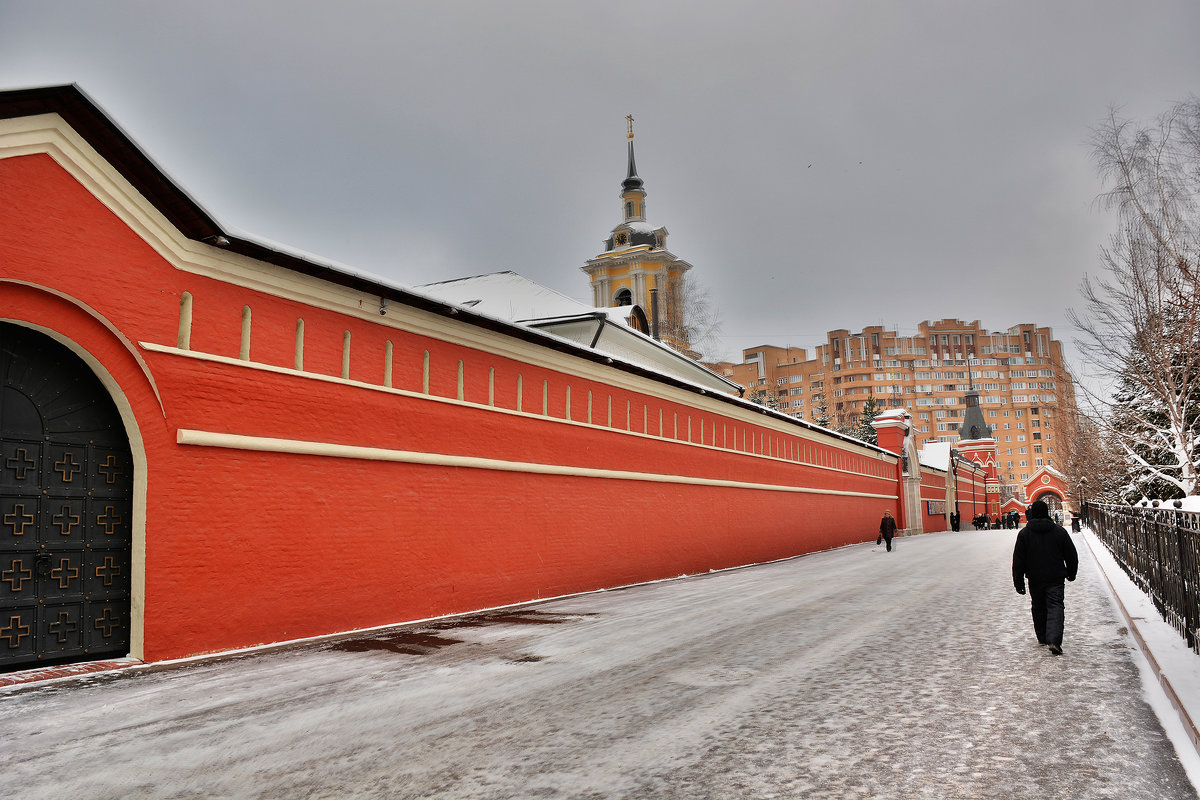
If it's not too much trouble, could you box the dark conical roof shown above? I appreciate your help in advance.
[622,139,644,192]
[958,387,993,441]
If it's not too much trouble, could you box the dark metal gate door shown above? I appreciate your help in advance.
[0,322,133,671]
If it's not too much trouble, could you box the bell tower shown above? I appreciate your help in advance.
[581,117,694,353]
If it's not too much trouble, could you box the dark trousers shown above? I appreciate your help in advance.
[1028,580,1065,646]
[882,533,894,552]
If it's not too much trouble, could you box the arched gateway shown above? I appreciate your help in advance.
[0,322,133,671]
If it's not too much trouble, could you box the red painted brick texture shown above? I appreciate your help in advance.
[3,153,907,662]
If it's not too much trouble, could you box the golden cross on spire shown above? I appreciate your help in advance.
[626,114,634,141]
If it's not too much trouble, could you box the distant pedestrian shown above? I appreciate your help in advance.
[879,509,897,552]
[1012,500,1079,655]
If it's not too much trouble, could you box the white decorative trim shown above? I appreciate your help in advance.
[147,343,895,482]
[176,429,897,500]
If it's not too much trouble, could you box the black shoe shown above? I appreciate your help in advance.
[1048,644,1062,656]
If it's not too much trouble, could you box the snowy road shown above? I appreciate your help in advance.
[1,530,1196,800]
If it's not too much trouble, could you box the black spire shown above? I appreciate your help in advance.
[622,137,643,191]
[958,369,993,440]
[622,114,644,192]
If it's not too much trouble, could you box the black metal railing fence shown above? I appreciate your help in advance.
[1086,502,1200,654]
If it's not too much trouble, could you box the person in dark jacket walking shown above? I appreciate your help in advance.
[1012,500,1079,655]
[879,509,897,552]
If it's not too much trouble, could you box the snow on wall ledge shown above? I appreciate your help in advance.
[0,100,905,664]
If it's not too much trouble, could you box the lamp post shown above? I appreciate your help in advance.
[1079,477,1088,524]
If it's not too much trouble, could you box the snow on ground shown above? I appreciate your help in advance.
[1,530,1198,799]
[1083,526,1200,786]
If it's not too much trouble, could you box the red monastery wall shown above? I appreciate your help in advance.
[1,141,907,665]
[954,465,989,523]
[919,467,948,533]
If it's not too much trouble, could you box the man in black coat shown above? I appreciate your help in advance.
[1012,500,1079,655]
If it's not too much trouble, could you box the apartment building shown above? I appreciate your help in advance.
[712,320,1077,491]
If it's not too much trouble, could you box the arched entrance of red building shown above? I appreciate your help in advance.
[1032,490,1065,516]
[0,322,133,671]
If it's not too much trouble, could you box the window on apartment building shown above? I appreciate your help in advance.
[1035,458,1044,467]
[1032,432,1041,440]
[1033,445,1043,454]
[989,411,997,417]
[1018,447,1027,454]
[1030,407,1039,415]
[921,425,930,432]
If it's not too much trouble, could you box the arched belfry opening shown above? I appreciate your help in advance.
[0,322,133,671]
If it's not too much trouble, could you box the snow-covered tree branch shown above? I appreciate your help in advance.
[1071,98,1200,498]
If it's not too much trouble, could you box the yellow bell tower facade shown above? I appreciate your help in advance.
[582,116,694,354]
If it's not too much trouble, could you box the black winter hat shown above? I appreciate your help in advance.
[1027,500,1050,520]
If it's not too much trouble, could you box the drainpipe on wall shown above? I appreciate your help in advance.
[650,288,660,341]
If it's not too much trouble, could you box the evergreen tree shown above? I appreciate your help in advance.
[813,393,831,429]
[855,392,881,445]
[1108,328,1200,500]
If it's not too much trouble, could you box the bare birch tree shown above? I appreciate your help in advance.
[1071,99,1200,497]
[659,274,723,361]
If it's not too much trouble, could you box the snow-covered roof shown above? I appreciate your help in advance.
[875,408,911,423]
[918,442,952,470]
[415,271,592,321]
[416,271,739,395]
[613,221,664,235]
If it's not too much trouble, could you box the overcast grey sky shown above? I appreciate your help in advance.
[2,1,1197,365]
